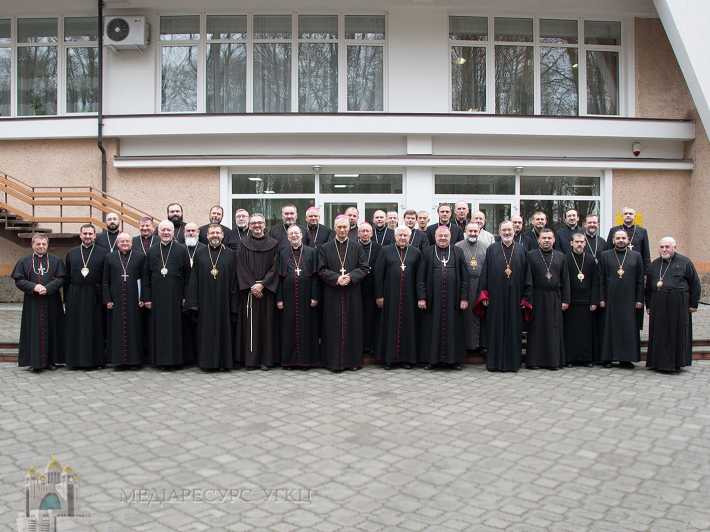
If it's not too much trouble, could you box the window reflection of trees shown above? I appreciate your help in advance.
[540,47,578,116]
[299,43,338,113]
[161,46,197,112]
[587,51,618,115]
[521,200,600,232]
[207,43,246,113]
[18,46,57,115]
[66,47,98,113]
[451,47,486,112]
[0,48,11,116]
[347,45,383,111]
[495,45,533,115]
[254,43,291,113]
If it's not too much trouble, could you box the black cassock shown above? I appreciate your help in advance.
[226,227,250,252]
[419,245,469,364]
[584,233,607,360]
[523,229,543,251]
[408,229,429,252]
[645,254,701,371]
[141,241,191,365]
[131,235,154,356]
[599,248,644,362]
[373,227,394,246]
[607,224,651,274]
[95,230,120,253]
[554,226,585,255]
[12,254,66,368]
[425,222,463,245]
[269,223,308,251]
[64,244,108,368]
[304,223,335,250]
[360,241,381,352]
[526,249,570,368]
[234,235,280,367]
[563,251,600,364]
[474,242,533,372]
[318,238,370,370]
[102,250,145,366]
[132,234,157,254]
[198,223,232,246]
[276,245,320,366]
[184,244,238,369]
[183,242,206,362]
[374,245,426,363]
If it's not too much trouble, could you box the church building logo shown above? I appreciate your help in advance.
[16,453,93,532]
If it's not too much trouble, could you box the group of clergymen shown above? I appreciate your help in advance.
[12,200,700,374]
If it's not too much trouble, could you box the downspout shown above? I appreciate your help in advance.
[98,0,106,219]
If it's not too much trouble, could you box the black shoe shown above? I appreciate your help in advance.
[584,363,593,368]
[130,365,141,371]
[113,365,124,371]
[31,368,42,372]
[95,366,104,370]
[260,364,269,371]
[246,366,257,371]
[548,367,559,371]
[69,366,79,371]
[527,366,539,370]
[603,362,612,368]
[329,368,340,373]
[423,364,434,370]
[200,367,211,372]
[619,361,635,369]
[283,366,294,371]
[565,363,572,368]
[346,367,359,371]
[401,363,412,369]
[219,366,227,372]
[451,364,462,371]
[383,363,392,370]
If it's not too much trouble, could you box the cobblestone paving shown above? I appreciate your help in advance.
[2,361,710,531]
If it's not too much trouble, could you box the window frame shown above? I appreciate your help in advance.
[448,15,625,117]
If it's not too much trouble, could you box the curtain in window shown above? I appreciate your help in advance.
[299,43,337,112]
[345,15,385,40]
[298,15,337,39]
[206,15,247,40]
[66,47,98,112]
[17,46,57,115]
[253,43,291,112]
[160,16,199,40]
[207,43,246,113]
[495,45,533,114]
[0,48,9,116]
[253,15,291,40]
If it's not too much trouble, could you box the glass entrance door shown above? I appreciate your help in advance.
[435,198,515,234]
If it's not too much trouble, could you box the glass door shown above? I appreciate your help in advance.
[434,197,515,234]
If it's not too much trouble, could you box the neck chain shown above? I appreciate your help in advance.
[514,233,523,244]
[173,223,184,242]
[585,233,598,259]
[624,224,637,251]
[106,231,118,252]
[290,246,304,276]
[159,241,173,277]
[32,253,48,277]
[336,238,350,276]
[374,227,388,245]
[657,255,673,288]
[502,241,514,278]
[209,244,223,279]
[436,245,450,267]
[80,244,95,278]
[310,224,320,247]
[361,240,372,262]
[237,227,250,240]
[120,250,132,282]
[539,248,553,282]
[615,247,628,278]
[398,245,409,272]
[464,239,480,268]
[571,252,586,282]
[187,244,198,267]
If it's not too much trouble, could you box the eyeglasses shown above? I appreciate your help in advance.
[249,221,264,226]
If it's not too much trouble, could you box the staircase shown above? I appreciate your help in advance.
[0,171,160,246]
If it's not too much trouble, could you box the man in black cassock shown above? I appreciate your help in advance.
[153,203,186,244]
[523,211,547,251]
[417,211,430,233]
[183,222,205,362]
[198,205,232,245]
[645,237,701,372]
[276,225,320,369]
[269,204,307,251]
[584,214,606,361]
[227,208,250,252]
[142,220,191,370]
[319,216,370,371]
[599,230,645,368]
[374,227,426,369]
[303,206,334,250]
[372,210,394,246]
[235,214,280,370]
[345,206,360,241]
[426,203,463,245]
[403,209,428,252]
[95,212,120,253]
[103,232,145,370]
[606,206,651,274]
[64,224,107,370]
[474,221,533,372]
[184,224,238,372]
[419,226,469,369]
[358,223,381,354]
[563,233,599,367]
[453,200,470,232]
[554,209,585,255]
[12,233,66,371]
[455,222,489,352]
[526,229,570,370]
[132,216,156,253]
[510,215,526,245]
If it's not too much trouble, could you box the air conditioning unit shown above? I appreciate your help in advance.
[104,16,151,50]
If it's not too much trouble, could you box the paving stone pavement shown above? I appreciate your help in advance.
[2,362,710,532]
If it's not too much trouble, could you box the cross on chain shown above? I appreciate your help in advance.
[121,272,129,281]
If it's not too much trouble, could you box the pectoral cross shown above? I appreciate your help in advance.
[400,264,406,271]
[37,264,47,276]
[121,272,129,281]
[340,267,347,275]
[441,258,448,267]
[295,266,302,276]
[628,243,634,250]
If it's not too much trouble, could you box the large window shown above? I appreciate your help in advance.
[160,13,385,114]
[450,16,622,116]
[65,17,99,113]
[520,175,601,231]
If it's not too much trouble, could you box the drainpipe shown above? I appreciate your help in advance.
[98,0,107,220]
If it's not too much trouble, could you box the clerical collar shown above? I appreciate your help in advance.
[541,248,553,254]
[107,229,119,234]
[160,241,172,246]
[336,237,348,243]
[361,241,371,246]
[82,243,94,249]
[292,244,302,250]
[567,225,577,230]
[120,250,130,255]
[573,250,584,255]
[33,252,46,258]
[209,243,221,249]
[586,232,596,238]
[502,241,514,248]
